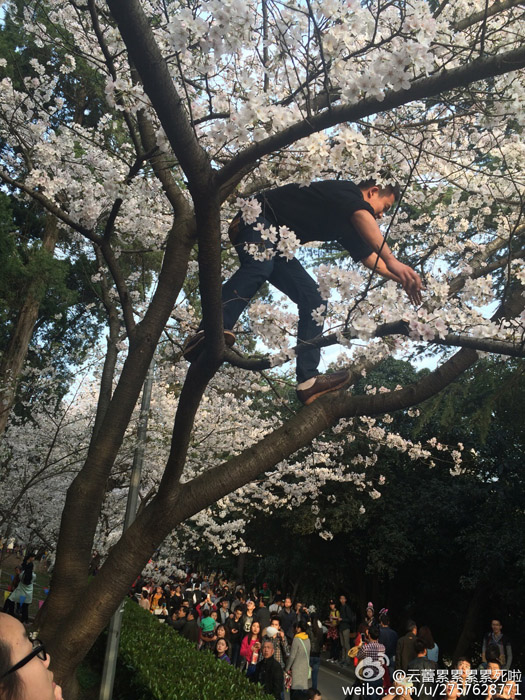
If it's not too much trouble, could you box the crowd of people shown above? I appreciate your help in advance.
[129,571,521,700]
[0,558,519,700]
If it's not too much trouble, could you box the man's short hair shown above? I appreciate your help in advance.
[414,638,426,655]
[368,625,380,640]
[406,619,417,633]
[306,690,322,700]
[379,612,390,626]
[358,178,401,201]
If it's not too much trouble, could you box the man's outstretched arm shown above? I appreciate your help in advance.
[351,209,422,304]
[361,253,401,283]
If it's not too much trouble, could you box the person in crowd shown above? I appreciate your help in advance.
[325,599,341,662]
[242,600,257,636]
[365,603,376,627]
[168,585,184,615]
[255,597,271,631]
[279,597,297,645]
[154,601,169,621]
[338,594,356,665]
[180,609,200,645]
[482,620,512,670]
[264,616,290,669]
[0,612,64,700]
[138,590,150,611]
[384,678,414,700]
[396,620,418,673]
[285,621,311,700]
[226,605,244,667]
[4,555,36,624]
[168,607,188,632]
[215,624,231,658]
[240,621,262,677]
[269,595,284,615]
[407,637,437,699]
[231,591,247,613]
[306,691,323,700]
[308,612,324,690]
[214,638,231,664]
[378,609,397,676]
[486,659,518,700]
[149,585,163,613]
[252,640,284,700]
[199,609,217,649]
[445,657,474,700]
[217,598,231,625]
[196,592,217,619]
[259,583,272,606]
[356,625,386,696]
[418,626,439,665]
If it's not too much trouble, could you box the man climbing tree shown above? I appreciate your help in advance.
[184,179,422,404]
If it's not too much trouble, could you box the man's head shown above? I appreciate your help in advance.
[270,615,281,629]
[406,620,417,635]
[246,599,256,612]
[220,598,229,608]
[414,638,426,657]
[368,625,380,641]
[262,641,275,659]
[284,596,293,609]
[306,690,323,700]
[491,619,503,634]
[339,595,347,605]
[488,660,502,679]
[358,179,399,219]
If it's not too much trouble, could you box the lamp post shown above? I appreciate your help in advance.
[99,360,155,700]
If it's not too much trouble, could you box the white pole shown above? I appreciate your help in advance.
[99,360,155,700]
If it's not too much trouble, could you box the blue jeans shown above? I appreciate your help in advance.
[222,215,326,383]
[310,655,321,689]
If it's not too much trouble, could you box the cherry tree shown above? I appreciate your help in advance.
[0,0,525,693]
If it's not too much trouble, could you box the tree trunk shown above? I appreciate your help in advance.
[0,215,59,439]
[453,583,490,663]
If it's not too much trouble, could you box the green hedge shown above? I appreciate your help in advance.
[113,601,274,700]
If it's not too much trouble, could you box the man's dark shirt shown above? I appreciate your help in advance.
[226,616,243,646]
[279,608,297,642]
[379,626,399,660]
[396,632,418,672]
[338,603,356,632]
[255,605,271,630]
[408,656,437,699]
[253,656,284,699]
[180,619,200,644]
[258,181,376,261]
[168,616,187,632]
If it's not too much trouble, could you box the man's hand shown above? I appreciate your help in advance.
[386,258,422,304]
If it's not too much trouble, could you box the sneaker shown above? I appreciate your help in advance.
[182,329,236,362]
[296,370,350,405]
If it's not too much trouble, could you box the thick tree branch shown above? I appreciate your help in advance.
[216,45,525,192]
[106,0,213,197]
[454,0,525,31]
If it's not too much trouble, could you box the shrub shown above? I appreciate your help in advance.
[113,601,273,700]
